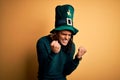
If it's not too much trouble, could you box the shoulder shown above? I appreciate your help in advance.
[36,35,51,45]
[37,35,49,41]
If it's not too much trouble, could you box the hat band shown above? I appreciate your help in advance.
[55,18,73,27]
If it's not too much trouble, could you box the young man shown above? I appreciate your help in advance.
[36,4,87,80]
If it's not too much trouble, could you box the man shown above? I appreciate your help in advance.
[36,4,87,80]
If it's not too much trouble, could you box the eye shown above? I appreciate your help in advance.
[60,31,72,37]
[62,33,67,36]
[68,34,71,37]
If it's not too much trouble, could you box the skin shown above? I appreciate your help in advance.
[58,30,72,46]
[50,30,87,59]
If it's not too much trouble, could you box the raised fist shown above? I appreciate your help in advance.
[50,40,61,53]
[76,46,87,59]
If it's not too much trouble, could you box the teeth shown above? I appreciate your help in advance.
[63,40,68,43]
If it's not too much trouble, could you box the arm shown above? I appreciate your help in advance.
[36,37,57,78]
[36,37,57,64]
[63,44,86,76]
[63,43,80,75]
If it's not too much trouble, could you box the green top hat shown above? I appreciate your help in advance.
[50,4,79,35]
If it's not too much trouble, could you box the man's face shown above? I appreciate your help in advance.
[58,30,72,46]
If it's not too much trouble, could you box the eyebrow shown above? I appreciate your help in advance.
[60,32,72,35]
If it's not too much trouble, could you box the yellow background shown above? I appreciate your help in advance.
[0,0,120,80]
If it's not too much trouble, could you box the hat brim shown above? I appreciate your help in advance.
[50,25,79,35]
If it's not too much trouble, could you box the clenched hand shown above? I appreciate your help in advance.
[50,40,61,53]
[76,46,87,59]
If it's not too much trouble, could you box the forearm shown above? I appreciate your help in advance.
[63,57,82,75]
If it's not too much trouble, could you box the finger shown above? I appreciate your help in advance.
[54,40,59,44]
[51,40,57,46]
[78,48,86,54]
